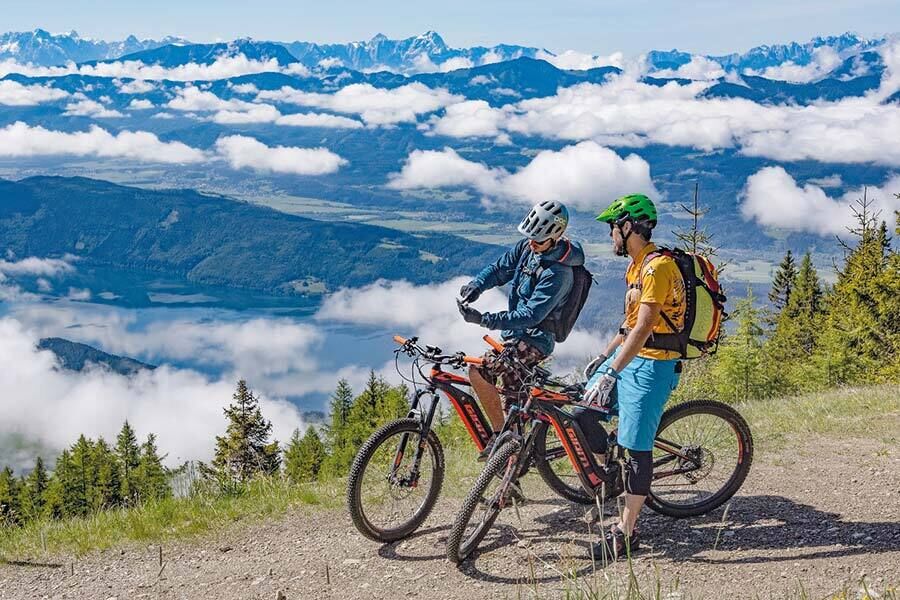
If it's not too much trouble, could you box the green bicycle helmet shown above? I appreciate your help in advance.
[596,194,658,227]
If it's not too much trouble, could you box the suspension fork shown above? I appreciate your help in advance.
[390,388,439,482]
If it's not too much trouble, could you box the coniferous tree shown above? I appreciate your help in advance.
[816,193,890,384]
[42,450,74,519]
[18,457,48,522]
[115,421,142,505]
[211,380,281,484]
[68,435,95,518]
[135,434,171,502]
[91,438,122,510]
[0,466,21,526]
[284,427,326,484]
[709,289,774,402]
[768,249,797,312]
[871,209,900,378]
[324,379,353,453]
[766,252,824,391]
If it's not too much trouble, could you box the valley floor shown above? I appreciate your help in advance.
[2,437,899,600]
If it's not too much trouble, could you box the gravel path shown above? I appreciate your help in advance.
[3,437,899,600]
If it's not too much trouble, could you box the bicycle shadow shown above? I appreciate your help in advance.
[639,494,900,564]
[450,492,900,584]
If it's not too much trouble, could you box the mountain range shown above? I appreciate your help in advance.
[1,28,892,77]
[37,337,156,375]
[0,176,498,294]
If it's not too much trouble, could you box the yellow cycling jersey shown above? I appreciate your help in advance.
[623,243,686,360]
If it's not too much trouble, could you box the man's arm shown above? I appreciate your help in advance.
[471,240,526,293]
[610,302,662,373]
[603,332,624,357]
[481,267,572,330]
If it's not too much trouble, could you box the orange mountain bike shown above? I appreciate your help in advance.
[347,334,594,543]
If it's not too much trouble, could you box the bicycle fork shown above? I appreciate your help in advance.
[389,388,440,486]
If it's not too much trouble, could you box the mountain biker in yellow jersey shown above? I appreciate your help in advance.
[457,200,585,460]
[582,193,686,558]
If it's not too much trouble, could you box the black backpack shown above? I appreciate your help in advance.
[518,240,593,343]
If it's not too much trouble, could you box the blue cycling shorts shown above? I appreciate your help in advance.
[586,349,680,452]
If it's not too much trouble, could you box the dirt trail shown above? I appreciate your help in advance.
[3,437,899,600]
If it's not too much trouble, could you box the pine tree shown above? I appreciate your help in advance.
[135,434,172,502]
[768,249,797,312]
[709,289,774,402]
[324,379,354,453]
[115,421,142,506]
[0,466,21,526]
[18,457,48,522]
[68,435,96,518]
[211,380,281,484]
[42,450,73,519]
[284,427,327,484]
[766,252,824,392]
[672,181,720,260]
[92,438,122,510]
[815,192,890,384]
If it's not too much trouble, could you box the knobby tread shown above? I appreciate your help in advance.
[347,418,445,543]
[446,439,521,564]
[646,399,754,518]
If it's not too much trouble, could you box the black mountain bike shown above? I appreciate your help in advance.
[347,335,596,543]
[446,361,754,563]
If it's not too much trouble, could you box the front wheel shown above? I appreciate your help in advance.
[347,418,445,542]
[646,400,753,518]
[532,421,594,505]
[446,439,521,563]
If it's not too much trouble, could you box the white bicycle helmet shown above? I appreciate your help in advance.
[517,200,569,242]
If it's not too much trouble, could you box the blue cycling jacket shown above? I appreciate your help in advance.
[471,238,585,355]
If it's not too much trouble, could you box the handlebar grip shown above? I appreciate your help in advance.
[393,335,408,345]
[463,356,484,365]
[483,334,504,352]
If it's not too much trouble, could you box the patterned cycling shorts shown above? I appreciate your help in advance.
[478,339,547,403]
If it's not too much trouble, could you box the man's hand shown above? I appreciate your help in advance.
[459,282,481,303]
[583,354,608,380]
[457,299,484,325]
[584,368,618,410]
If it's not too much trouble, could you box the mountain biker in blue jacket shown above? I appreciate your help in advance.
[457,200,585,458]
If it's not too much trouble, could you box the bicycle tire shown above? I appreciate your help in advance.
[446,439,521,563]
[646,400,753,518]
[532,421,594,505]
[347,418,445,542]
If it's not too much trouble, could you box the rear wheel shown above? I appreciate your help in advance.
[646,400,753,518]
[533,421,594,505]
[447,439,521,563]
[347,418,444,542]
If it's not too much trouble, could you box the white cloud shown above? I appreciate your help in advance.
[214,135,347,175]
[741,166,900,235]
[746,46,842,83]
[427,69,900,166]
[0,80,68,106]
[128,98,154,110]
[0,121,206,163]
[317,57,344,70]
[0,317,305,464]
[63,98,125,118]
[653,55,726,81]
[430,100,506,138]
[439,56,474,72]
[211,103,282,124]
[316,277,603,376]
[388,141,657,210]
[0,55,286,82]
[257,82,463,125]
[537,49,625,71]
[0,256,75,278]
[479,51,504,66]
[274,112,364,129]
[167,85,248,112]
[230,82,259,94]
[115,79,156,94]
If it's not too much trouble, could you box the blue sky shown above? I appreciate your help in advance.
[4,0,898,55]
